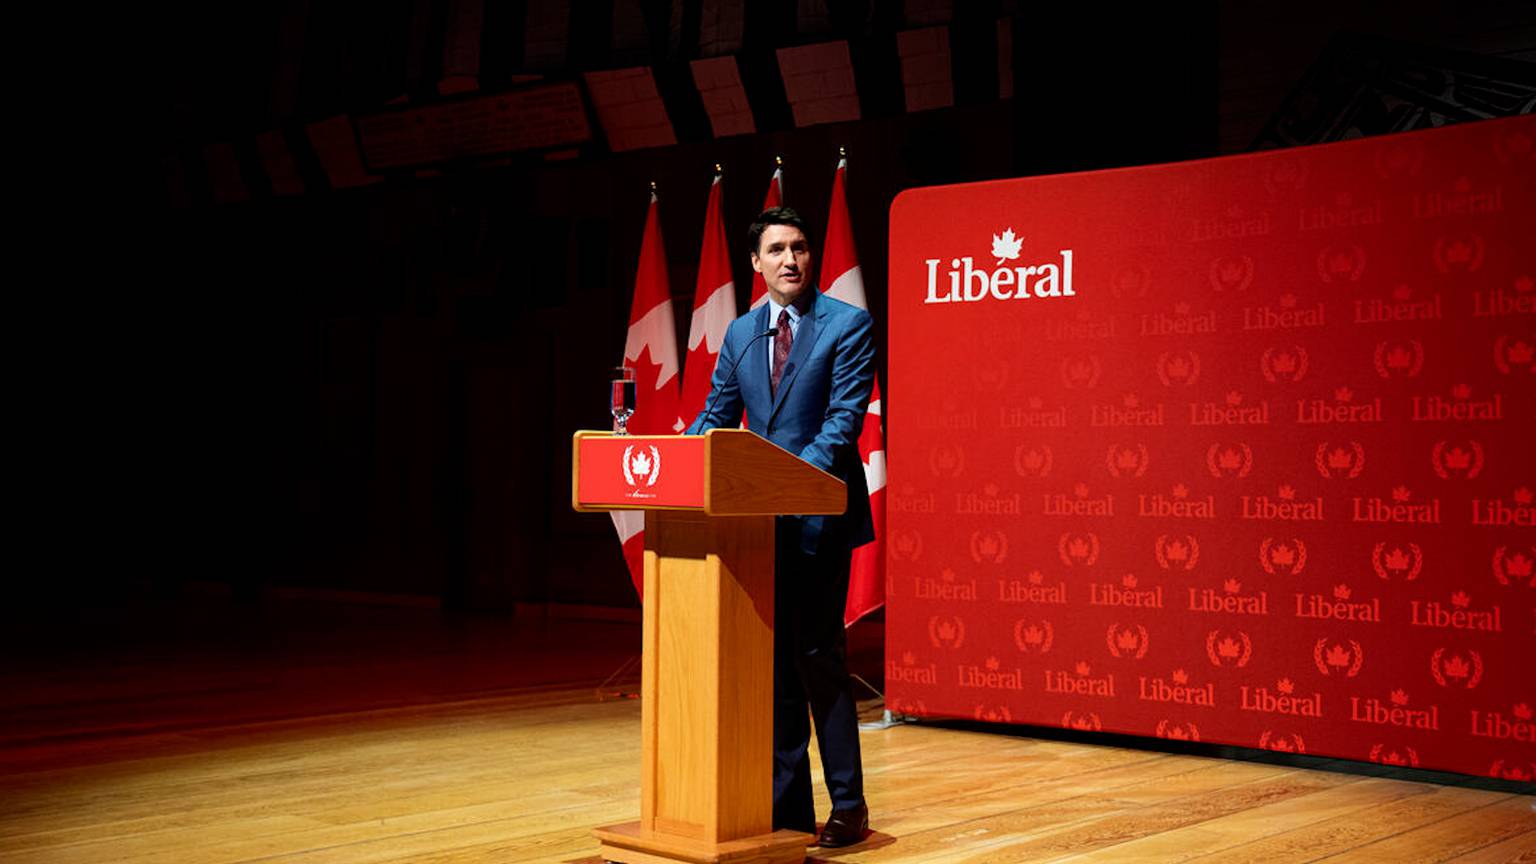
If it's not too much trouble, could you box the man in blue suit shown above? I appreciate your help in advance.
[686,207,874,848]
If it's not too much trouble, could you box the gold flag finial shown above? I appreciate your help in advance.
[649,180,657,192]
[714,162,722,174]
[839,145,846,158]
[775,155,783,167]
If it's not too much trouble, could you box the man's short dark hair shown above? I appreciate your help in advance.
[748,207,810,256]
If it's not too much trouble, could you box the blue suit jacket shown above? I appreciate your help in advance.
[687,289,876,556]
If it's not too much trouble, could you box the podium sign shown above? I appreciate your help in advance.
[576,435,706,509]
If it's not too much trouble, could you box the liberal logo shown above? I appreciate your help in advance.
[1206,630,1253,668]
[1373,138,1423,178]
[1092,392,1165,426]
[929,443,965,478]
[1259,345,1310,383]
[890,528,923,561]
[1189,390,1271,425]
[1209,255,1255,291]
[1491,545,1534,587]
[1354,486,1442,524]
[1299,192,1383,231]
[1000,396,1067,429]
[1429,647,1485,689]
[974,704,1013,723]
[621,444,662,498]
[1242,677,1321,717]
[1412,383,1504,422]
[1243,293,1324,332]
[1473,274,1536,318]
[1355,284,1442,324]
[1492,334,1535,374]
[1471,487,1534,527]
[973,359,1009,391]
[1257,730,1307,753]
[1061,710,1103,731]
[1140,668,1214,708]
[1058,532,1101,567]
[886,651,938,685]
[927,615,966,649]
[1314,441,1365,479]
[957,656,1024,690]
[1368,744,1420,768]
[1105,623,1150,660]
[1243,485,1324,521]
[924,228,1075,304]
[1061,354,1103,389]
[1044,661,1116,698]
[1371,542,1423,581]
[1411,592,1502,633]
[998,570,1068,605]
[970,530,1008,564]
[1312,639,1365,677]
[1206,443,1253,479]
[1091,574,1164,609]
[1263,158,1307,196]
[1470,703,1534,743]
[1013,441,1055,477]
[1432,233,1485,273]
[1042,482,1114,517]
[1261,536,1309,575]
[914,568,977,602]
[1316,244,1366,283]
[1155,534,1200,571]
[1351,689,1438,731]
[1430,440,1485,479]
[1295,584,1382,624]
[1296,387,1383,424]
[1140,483,1218,519]
[1013,618,1055,653]
[1488,759,1534,782]
[1141,303,1217,336]
[1372,339,1425,379]
[1155,350,1201,386]
[1113,265,1151,299]
[1155,720,1202,741]
[1188,579,1269,616]
[1106,444,1150,479]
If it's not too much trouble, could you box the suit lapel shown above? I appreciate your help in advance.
[769,290,825,423]
[740,303,773,421]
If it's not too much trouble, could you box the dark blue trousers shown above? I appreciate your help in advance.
[772,528,865,833]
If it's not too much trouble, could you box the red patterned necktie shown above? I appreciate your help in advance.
[771,308,793,397]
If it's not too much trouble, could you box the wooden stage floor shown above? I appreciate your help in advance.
[1,597,1531,863]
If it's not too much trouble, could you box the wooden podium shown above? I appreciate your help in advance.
[572,429,846,864]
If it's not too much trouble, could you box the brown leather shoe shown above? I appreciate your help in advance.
[816,803,869,848]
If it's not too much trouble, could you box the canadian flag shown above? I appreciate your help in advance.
[747,162,784,310]
[612,190,682,597]
[820,155,886,627]
[679,171,736,426]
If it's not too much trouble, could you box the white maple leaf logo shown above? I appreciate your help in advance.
[631,452,652,477]
[992,228,1023,265]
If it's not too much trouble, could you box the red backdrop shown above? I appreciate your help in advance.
[885,116,1535,780]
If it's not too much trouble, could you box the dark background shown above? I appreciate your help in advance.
[38,1,1534,619]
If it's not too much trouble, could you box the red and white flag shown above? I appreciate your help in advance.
[679,171,736,427]
[820,155,887,627]
[747,162,784,310]
[612,190,682,596]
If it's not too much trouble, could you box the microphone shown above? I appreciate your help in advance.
[698,327,778,432]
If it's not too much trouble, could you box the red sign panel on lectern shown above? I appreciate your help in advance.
[577,436,706,509]
[884,116,1535,780]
